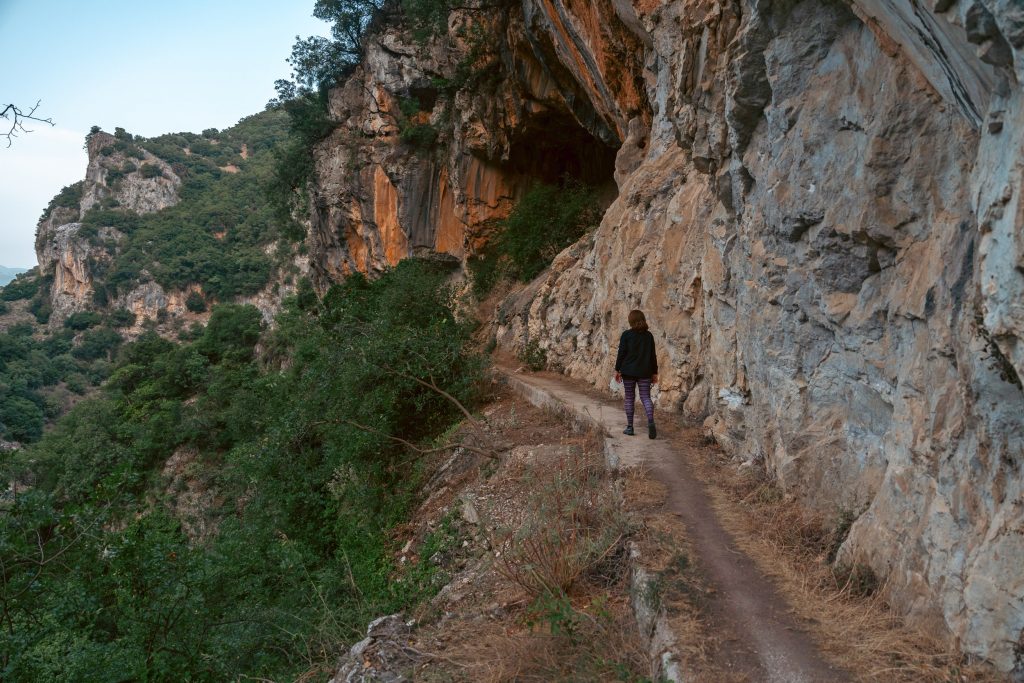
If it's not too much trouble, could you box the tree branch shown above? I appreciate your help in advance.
[1,100,54,148]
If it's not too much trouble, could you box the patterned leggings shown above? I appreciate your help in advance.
[623,377,654,425]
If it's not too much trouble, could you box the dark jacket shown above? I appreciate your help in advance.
[615,329,658,379]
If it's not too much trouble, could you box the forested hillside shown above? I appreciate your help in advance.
[1,260,481,679]
[0,109,301,447]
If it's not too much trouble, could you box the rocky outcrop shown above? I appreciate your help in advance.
[32,130,305,332]
[304,2,642,286]
[33,131,182,326]
[79,132,181,215]
[34,221,123,322]
[469,0,1024,673]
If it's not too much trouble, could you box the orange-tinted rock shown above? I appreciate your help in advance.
[373,165,409,267]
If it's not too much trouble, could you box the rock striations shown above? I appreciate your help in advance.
[306,0,1024,674]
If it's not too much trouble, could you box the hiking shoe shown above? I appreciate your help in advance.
[648,422,657,439]
[623,426,635,436]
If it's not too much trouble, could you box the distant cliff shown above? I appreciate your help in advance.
[31,113,307,336]
[301,0,1024,674]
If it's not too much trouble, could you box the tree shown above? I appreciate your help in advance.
[1,100,54,147]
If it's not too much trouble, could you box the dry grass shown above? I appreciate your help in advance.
[491,443,628,598]
[696,448,1006,683]
[467,432,649,682]
[471,593,650,682]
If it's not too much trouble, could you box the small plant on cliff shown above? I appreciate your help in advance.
[470,181,602,296]
[396,95,439,150]
[518,339,547,372]
[64,311,103,330]
[139,162,164,179]
[185,291,208,313]
[40,180,83,220]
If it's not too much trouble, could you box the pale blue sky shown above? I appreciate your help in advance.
[0,0,330,268]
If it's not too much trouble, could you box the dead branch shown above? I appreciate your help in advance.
[1,101,54,148]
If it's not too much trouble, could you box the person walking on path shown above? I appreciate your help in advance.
[614,309,658,439]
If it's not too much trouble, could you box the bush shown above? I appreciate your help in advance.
[41,181,84,219]
[399,123,438,149]
[64,311,103,330]
[108,308,137,328]
[518,339,547,371]
[29,296,52,324]
[0,301,8,315]
[139,163,164,179]
[71,327,122,361]
[498,182,601,282]
[1,274,39,302]
[185,291,207,313]
[0,395,44,442]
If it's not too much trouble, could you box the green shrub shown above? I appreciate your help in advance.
[467,249,507,298]
[139,163,164,179]
[0,395,44,442]
[518,339,547,371]
[185,291,207,313]
[71,327,122,361]
[65,373,88,395]
[400,123,438,149]
[80,207,142,233]
[29,296,52,324]
[498,182,600,282]
[0,301,8,315]
[41,181,84,219]
[64,311,103,330]
[108,308,137,328]
[1,273,39,301]
[401,0,458,42]
[471,182,601,297]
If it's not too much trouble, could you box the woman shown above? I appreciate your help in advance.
[614,309,658,439]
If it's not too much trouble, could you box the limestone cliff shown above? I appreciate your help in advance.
[309,0,1024,673]
[33,125,306,333]
[34,131,183,326]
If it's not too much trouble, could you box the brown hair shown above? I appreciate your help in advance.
[628,309,648,331]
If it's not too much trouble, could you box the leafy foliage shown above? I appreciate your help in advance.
[0,272,40,302]
[470,181,601,295]
[0,259,483,680]
[64,311,103,330]
[0,320,118,443]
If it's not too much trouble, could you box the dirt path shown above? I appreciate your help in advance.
[500,367,851,683]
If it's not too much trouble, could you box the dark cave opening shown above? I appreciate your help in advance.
[506,109,619,191]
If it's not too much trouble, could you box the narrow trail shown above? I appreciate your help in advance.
[500,367,850,683]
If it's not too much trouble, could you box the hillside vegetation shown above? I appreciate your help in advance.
[79,110,296,304]
[0,259,482,680]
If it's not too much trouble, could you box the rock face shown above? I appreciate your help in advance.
[477,0,1024,673]
[304,3,640,286]
[311,0,1024,673]
[34,131,183,326]
[32,131,306,331]
[78,131,182,215]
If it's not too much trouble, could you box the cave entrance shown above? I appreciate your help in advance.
[506,109,618,193]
